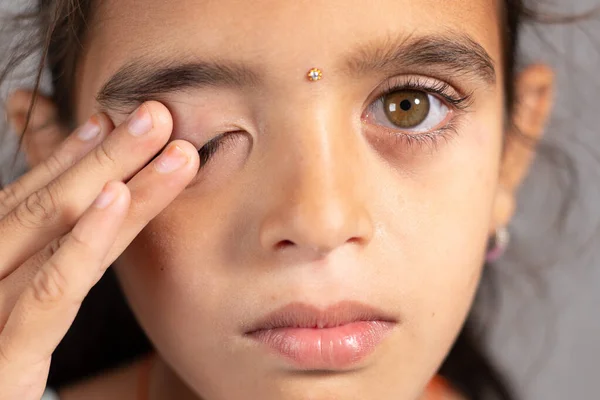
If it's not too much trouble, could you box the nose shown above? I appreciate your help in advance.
[258,108,374,260]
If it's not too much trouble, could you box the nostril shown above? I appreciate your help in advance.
[348,236,362,245]
[274,240,294,251]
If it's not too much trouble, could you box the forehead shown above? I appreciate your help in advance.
[78,0,502,114]
[88,0,500,57]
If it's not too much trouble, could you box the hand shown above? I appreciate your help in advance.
[0,101,199,400]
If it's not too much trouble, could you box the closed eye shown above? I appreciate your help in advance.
[197,132,244,167]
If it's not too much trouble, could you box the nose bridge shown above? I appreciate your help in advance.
[279,104,356,197]
[258,98,374,258]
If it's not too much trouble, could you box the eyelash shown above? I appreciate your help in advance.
[198,77,474,166]
[198,132,239,167]
[368,76,474,152]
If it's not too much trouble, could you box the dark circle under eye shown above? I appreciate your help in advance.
[383,90,430,128]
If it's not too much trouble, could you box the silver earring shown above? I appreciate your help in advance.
[486,226,510,262]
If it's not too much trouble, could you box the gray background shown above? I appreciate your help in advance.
[1,1,599,399]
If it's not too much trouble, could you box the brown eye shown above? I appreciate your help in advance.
[383,90,430,128]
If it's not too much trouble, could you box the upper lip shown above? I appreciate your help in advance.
[244,300,397,333]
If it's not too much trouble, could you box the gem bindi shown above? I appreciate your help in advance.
[307,68,323,82]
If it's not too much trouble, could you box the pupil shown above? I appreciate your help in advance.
[400,99,412,111]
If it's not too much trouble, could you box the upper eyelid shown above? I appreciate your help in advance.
[367,75,474,112]
[382,75,464,98]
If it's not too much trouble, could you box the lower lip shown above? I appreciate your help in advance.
[247,321,395,370]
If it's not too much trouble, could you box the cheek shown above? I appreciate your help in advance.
[112,192,238,346]
[113,197,245,395]
[375,112,501,340]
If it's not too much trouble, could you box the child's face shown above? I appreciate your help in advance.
[75,0,504,398]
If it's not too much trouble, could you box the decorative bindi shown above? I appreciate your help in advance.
[307,68,323,82]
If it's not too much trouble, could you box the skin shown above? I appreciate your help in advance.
[3,0,555,399]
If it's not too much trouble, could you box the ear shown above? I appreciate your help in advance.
[490,64,555,233]
[5,89,68,167]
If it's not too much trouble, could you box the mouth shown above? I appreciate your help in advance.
[244,300,397,370]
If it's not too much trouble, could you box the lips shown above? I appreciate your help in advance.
[244,301,397,370]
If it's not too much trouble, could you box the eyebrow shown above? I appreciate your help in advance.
[96,32,496,112]
[96,59,262,112]
[341,32,497,85]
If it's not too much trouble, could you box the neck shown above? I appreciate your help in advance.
[146,354,203,400]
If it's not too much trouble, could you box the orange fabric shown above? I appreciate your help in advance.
[136,352,453,400]
[424,375,454,399]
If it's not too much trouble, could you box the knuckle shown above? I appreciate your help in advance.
[0,339,15,365]
[66,229,93,254]
[52,180,79,224]
[57,234,70,248]
[31,257,69,307]
[47,237,63,257]
[93,140,117,168]
[0,182,22,218]
[30,245,51,268]
[0,190,9,215]
[42,152,69,178]
[26,238,62,278]
[12,186,60,228]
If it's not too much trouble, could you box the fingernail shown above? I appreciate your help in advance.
[94,182,119,209]
[77,116,101,141]
[127,105,153,136]
[154,144,189,174]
